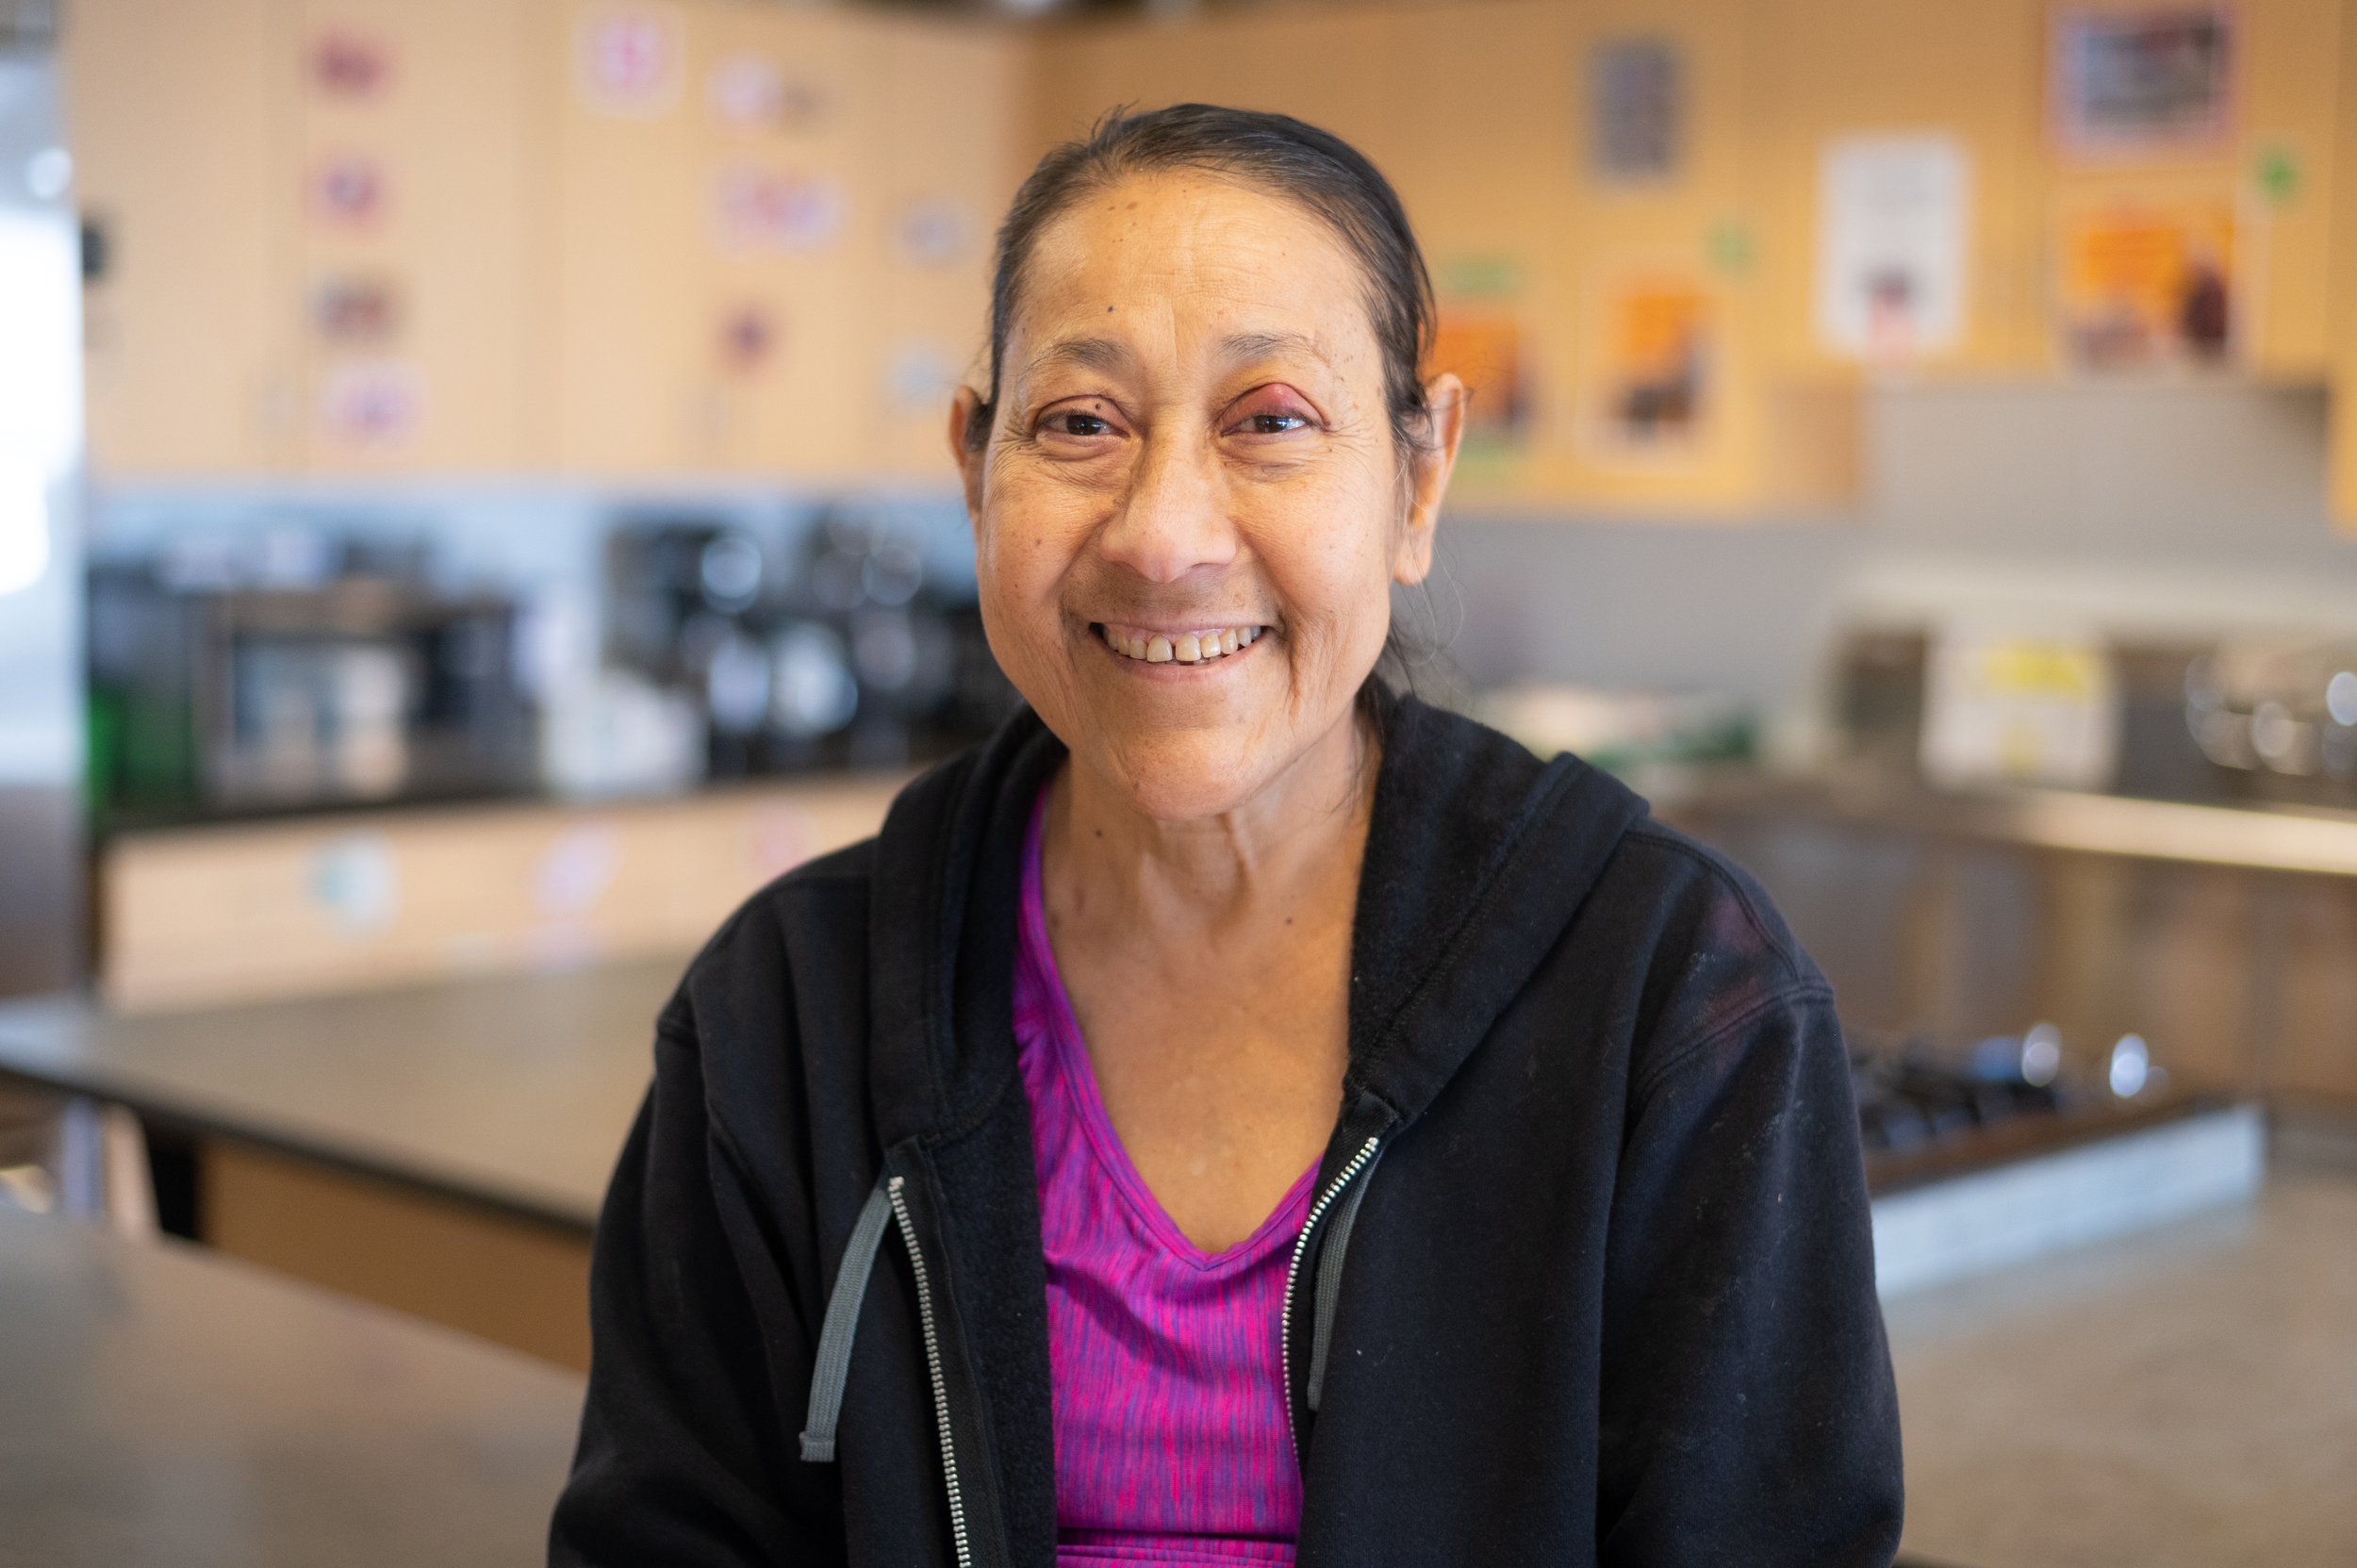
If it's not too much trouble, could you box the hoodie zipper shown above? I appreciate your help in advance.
[1279,1134,1383,1450]
[887,1174,975,1568]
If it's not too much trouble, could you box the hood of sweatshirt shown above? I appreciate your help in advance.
[860,687,1652,1158]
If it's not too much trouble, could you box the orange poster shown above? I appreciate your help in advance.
[2055,194,2234,369]
[1579,269,1715,460]
[1429,310,1531,445]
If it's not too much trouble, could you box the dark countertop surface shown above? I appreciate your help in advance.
[1888,1168,2357,1568]
[0,959,680,1230]
[1669,769,2357,879]
[4,956,2353,1564]
[0,1203,586,1568]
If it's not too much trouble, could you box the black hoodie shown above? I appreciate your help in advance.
[550,696,1904,1567]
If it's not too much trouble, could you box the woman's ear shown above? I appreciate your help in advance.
[1393,371,1467,586]
[948,387,988,521]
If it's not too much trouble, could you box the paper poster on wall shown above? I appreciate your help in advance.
[578,3,683,118]
[714,165,845,252]
[1589,38,1682,184]
[718,303,779,373]
[1815,136,1969,365]
[320,360,425,448]
[2052,8,2234,160]
[1578,268,1715,459]
[2054,192,2234,369]
[1429,310,1531,446]
[709,54,824,131]
[309,30,393,100]
[309,153,388,227]
[312,275,403,346]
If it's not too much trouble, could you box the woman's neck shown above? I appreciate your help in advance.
[1037,703,1374,1252]
[1045,707,1377,937]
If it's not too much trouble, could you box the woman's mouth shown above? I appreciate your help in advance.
[1092,622,1264,666]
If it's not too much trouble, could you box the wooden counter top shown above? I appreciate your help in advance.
[0,1204,585,1568]
[1889,1169,2357,1567]
[0,958,675,1232]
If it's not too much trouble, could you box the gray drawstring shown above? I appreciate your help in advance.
[807,1151,1382,1451]
[1306,1143,1385,1412]
[799,1180,896,1462]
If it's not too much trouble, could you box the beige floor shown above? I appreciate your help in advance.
[1887,1169,2357,1567]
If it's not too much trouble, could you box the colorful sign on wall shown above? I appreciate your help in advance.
[309,30,394,100]
[713,165,846,252]
[309,153,388,227]
[1430,309,1532,446]
[320,360,426,448]
[1590,38,1683,184]
[709,54,825,132]
[1579,267,1715,461]
[2054,191,2235,369]
[578,3,684,119]
[1815,135,1970,366]
[2052,7,2235,160]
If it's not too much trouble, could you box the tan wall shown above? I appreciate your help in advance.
[65,0,2357,516]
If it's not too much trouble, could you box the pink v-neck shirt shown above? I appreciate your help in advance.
[1014,793,1316,1566]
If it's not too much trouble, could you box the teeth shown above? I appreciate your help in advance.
[1098,623,1263,665]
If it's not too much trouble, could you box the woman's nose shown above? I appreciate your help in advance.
[1096,429,1237,584]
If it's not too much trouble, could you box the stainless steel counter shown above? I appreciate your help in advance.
[0,1204,585,1568]
[1671,771,2357,879]
[1666,771,2357,1111]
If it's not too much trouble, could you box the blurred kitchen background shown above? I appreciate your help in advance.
[3,2,2356,1565]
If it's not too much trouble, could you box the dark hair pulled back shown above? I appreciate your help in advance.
[966,103,1439,467]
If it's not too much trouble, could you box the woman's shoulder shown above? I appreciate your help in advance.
[1578,814,1838,1094]
[1600,816,1816,982]
[653,836,882,1055]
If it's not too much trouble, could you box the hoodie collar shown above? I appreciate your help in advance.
[1342,690,1648,1122]
[865,690,1650,1150]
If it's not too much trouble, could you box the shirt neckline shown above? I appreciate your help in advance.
[1019,783,1318,1274]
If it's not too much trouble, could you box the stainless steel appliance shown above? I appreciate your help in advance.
[603,509,1019,780]
[87,551,537,820]
[0,5,84,995]
[1829,623,2357,808]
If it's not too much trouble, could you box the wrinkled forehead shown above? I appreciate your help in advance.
[1004,171,1385,388]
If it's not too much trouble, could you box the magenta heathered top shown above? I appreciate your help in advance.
[1013,790,1317,1566]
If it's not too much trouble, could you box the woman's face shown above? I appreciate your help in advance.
[954,172,1460,822]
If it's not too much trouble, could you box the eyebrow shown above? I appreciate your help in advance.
[1219,330,1333,370]
[1025,329,1334,382]
[1028,336,1133,377]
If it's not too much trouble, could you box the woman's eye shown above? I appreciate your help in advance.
[1043,408,1115,438]
[1226,390,1317,437]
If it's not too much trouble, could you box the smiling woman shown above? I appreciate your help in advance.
[552,107,1904,1568]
